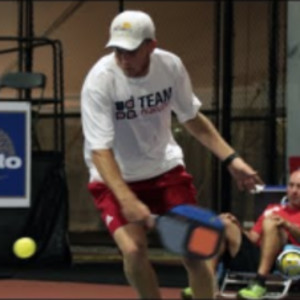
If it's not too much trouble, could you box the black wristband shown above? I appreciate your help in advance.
[222,152,239,167]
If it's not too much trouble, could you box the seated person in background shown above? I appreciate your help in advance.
[217,168,300,300]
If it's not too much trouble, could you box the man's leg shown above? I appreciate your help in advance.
[238,217,288,299]
[257,217,287,276]
[181,214,244,299]
[182,257,215,299]
[113,223,161,299]
[218,213,244,259]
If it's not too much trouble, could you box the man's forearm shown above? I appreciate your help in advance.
[183,112,235,161]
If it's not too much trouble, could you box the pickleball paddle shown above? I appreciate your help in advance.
[155,204,224,259]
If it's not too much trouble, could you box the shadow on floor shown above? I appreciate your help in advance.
[0,261,188,288]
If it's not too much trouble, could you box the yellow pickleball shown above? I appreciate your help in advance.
[13,237,37,259]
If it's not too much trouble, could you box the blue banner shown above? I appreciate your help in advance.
[0,102,31,207]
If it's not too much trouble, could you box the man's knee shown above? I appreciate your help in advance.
[262,217,279,232]
[262,217,288,245]
[114,225,149,263]
[121,240,148,263]
[218,215,243,257]
[182,257,207,272]
[221,215,241,240]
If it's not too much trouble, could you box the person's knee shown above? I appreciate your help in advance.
[219,217,242,257]
[220,214,239,230]
[221,217,241,241]
[262,217,288,246]
[121,240,148,264]
[121,240,150,278]
[114,225,149,265]
[262,217,278,232]
[182,257,207,272]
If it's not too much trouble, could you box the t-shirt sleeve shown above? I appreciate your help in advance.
[81,72,114,150]
[251,214,264,235]
[171,58,202,123]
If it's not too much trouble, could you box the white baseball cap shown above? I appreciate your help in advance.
[106,10,155,51]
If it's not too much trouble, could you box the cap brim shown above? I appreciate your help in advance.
[105,37,143,51]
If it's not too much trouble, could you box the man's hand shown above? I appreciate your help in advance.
[121,199,155,229]
[219,212,240,226]
[268,214,289,228]
[227,157,264,192]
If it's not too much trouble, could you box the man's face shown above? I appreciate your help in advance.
[114,40,156,78]
[287,170,300,209]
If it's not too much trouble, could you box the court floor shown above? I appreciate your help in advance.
[1,243,298,300]
[0,280,182,299]
[1,270,299,299]
[0,256,186,299]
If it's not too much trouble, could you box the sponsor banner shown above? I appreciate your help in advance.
[0,102,31,207]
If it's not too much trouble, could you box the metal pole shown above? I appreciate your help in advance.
[17,0,25,99]
[24,0,34,100]
[119,0,124,12]
[221,0,234,212]
[17,0,24,73]
[286,2,300,176]
[25,0,34,73]
[268,0,279,184]
[212,0,222,213]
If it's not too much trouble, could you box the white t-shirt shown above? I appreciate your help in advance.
[81,48,202,182]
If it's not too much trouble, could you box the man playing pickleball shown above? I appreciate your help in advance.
[81,10,263,299]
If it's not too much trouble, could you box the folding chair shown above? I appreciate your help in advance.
[219,245,300,299]
[0,72,46,90]
[0,72,47,150]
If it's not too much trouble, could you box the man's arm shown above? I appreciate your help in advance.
[183,112,234,160]
[92,149,153,225]
[284,222,300,242]
[183,112,264,191]
[246,230,260,244]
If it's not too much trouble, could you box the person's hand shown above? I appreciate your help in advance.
[227,157,264,192]
[268,214,289,228]
[121,199,155,229]
[219,212,241,227]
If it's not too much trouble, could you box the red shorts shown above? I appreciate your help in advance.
[88,165,197,235]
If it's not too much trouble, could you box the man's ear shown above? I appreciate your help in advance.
[149,39,157,53]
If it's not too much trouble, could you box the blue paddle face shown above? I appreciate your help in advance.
[156,204,224,259]
[170,205,224,230]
